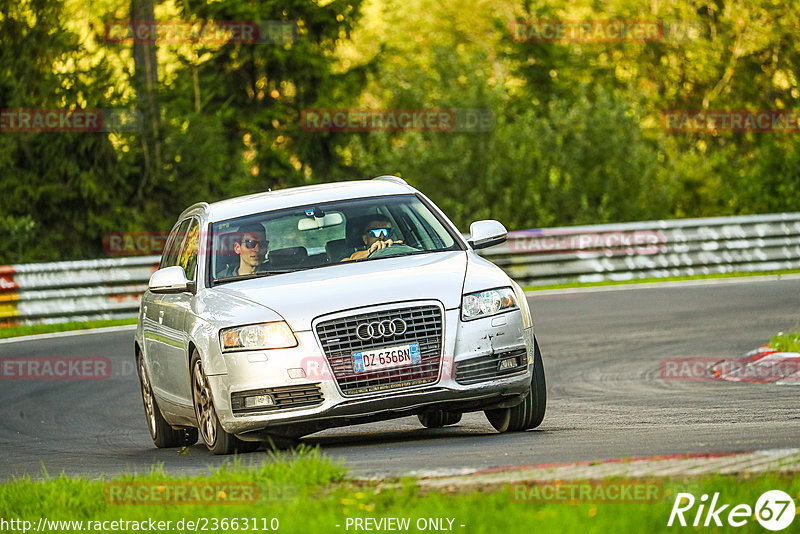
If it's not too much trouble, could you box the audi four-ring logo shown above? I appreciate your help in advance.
[356,319,407,340]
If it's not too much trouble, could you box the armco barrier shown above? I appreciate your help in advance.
[0,257,159,327]
[488,212,800,286]
[1,213,799,327]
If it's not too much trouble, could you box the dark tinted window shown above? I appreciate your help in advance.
[178,220,200,280]
[160,219,191,268]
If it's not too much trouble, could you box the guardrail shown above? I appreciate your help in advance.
[2,212,799,327]
[488,212,800,287]
[0,257,158,327]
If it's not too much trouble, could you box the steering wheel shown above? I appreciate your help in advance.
[368,243,419,258]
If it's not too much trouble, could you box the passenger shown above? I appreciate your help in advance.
[220,223,269,276]
[343,216,402,261]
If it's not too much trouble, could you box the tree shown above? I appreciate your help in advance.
[129,0,162,202]
[0,0,135,263]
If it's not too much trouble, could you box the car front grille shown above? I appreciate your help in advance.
[231,383,324,414]
[315,305,442,396]
[454,347,528,384]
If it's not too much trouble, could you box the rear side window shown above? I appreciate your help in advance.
[178,220,200,280]
[160,219,191,268]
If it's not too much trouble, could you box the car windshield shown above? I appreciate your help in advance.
[209,194,461,282]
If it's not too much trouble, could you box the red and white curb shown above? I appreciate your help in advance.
[714,346,800,386]
[662,346,800,385]
[395,449,800,490]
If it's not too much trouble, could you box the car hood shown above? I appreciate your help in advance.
[213,251,468,331]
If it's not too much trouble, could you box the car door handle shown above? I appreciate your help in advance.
[158,310,164,324]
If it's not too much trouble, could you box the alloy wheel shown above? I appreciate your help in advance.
[139,360,157,438]
[192,360,217,446]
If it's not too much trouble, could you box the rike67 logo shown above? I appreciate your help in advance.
[668,490,795,531]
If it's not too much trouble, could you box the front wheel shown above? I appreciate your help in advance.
[138,356,198,448]
[191,352,255,455]
[485,336,547,432]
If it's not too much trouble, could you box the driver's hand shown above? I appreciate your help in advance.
[368,239,403,255]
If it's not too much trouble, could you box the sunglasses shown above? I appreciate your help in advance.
[366,228,393,238]
[242,239,268,250]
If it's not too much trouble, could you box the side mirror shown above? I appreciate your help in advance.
[148,266,193,293]
[467,220,507,250]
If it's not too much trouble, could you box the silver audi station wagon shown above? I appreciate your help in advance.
[135,176,546,454]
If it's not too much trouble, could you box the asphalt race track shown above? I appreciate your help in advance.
[1,277,799,480]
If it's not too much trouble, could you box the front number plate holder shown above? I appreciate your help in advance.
[352,343,421,373]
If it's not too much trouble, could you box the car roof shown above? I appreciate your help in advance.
[179,178,416,223]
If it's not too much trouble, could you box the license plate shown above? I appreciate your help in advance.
[352,343,421,374]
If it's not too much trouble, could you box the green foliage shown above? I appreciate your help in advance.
[770,329,800,353]
[0,465,798,534]
[160,0,369,192]
[2,0,800,263]
[0,215,36,263]
[0,318,137,339]
[340,1,669,230]
[0,0,138,263]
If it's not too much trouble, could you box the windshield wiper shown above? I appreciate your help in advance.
[217,269,299,282]
[352,250,431,262]
[379,251,430,258]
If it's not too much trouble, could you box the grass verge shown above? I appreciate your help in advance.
[1,448,797,533]
[0,318,137,340]
[523,269,800,292]
[770,330,800,353]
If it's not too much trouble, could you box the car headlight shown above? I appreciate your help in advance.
[461,287,518,321]
[219,322,298,352]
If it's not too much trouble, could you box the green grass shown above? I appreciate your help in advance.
[0,318,137,340]
[1,448,798,533]
[770,330,800,353]
[523,269,800,292]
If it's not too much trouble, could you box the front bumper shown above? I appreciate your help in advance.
[206,303,535,436]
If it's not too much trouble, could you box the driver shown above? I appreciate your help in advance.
[342,215,402,261]
[219,223,269,277]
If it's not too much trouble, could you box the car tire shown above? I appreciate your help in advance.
[418,410,462,428]
[138,356,198,448]
[191,351,253,455]
[485,336,547,432]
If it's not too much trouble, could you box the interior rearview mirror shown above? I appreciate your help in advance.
[298,212,345,231]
